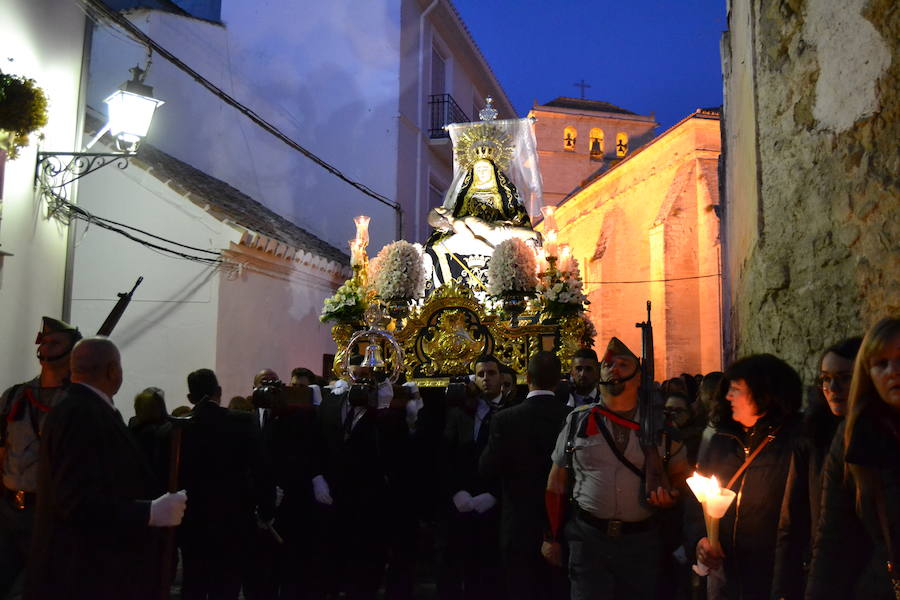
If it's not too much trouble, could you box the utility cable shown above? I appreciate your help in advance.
[583,273,721,285]
[80,0,401,214]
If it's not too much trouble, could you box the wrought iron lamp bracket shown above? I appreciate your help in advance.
[34,151,133,220]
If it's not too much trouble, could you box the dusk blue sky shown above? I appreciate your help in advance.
[453,0,727,132]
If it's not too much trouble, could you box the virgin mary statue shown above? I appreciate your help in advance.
[424,99,543,292]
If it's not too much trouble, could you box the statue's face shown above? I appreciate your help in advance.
[473,160,494,186]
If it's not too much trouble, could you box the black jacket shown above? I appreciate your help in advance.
[772,407,842,600]
[442,403,497,501]
[684,414,801,600]
[805,407,900,600]
[479,392,571,555]
[27,384,160,600]
[179,401,272,542]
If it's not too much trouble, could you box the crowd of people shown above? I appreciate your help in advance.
[0,314,897,600]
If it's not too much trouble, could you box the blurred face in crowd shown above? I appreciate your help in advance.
[571,357,599,395]
[820,351,854,417]
[870,331,900,411]
[475,360,501,398]
[348,365,373,383]
[665,395,691,428]
[254,369,279,388]
[500,372,516,402]
[37,331,75,367]
[291,373,312,387]
[726,379,761,427]
[600,355,638,397]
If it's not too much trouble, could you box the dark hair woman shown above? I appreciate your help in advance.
[772,337,862,599]
[686,354,803,600]
[806,318,900,599]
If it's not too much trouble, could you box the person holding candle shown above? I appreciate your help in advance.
[772,337,861,599]
[806,317,900,600]
[686,353,803,600]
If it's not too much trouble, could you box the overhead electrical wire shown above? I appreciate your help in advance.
[80,0,400,214]
[583,273,721,285]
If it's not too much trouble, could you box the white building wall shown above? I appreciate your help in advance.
[70,162,237,419]
[86,3,402,259]
[0,0,86,383]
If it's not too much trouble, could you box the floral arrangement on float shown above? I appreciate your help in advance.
[320,278,368,325]
[0,69,49,160]
[487,238,538,323]
[535,246,589,320]
[370,240,426,318]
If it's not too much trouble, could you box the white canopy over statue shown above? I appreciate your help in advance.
[423,98,544,293]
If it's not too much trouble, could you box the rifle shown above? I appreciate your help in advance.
[635,301,671,497]
[96,276,143,336]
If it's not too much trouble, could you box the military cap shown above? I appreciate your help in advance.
[35,316,82,344]
[601,336,639,365]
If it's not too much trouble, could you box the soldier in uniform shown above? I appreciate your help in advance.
[0,317,81,599]
[542,337,690,599]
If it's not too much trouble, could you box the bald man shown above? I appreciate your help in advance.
[27,338,186,600]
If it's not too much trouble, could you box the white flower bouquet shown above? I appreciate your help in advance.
[487,238,538,296]
[320,278,367,324]
[370,240,426,301]
[536,257,589,318]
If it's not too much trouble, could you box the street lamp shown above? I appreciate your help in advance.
[35,65,165,217]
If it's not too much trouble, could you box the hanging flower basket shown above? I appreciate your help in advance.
[0,71,49,160]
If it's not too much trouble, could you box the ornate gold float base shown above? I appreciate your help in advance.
[331,279,591,385]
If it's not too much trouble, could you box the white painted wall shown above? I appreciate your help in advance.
[0,0,86,384]
[70,158,237,419]
[216,250,343,401]
[86,2,402,259]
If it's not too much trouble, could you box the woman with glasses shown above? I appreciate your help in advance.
[772,337,861,599]
[806,317,900,599]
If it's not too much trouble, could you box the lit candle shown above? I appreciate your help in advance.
[354,215,370,247]
[535,247,547,275]
[544,229,558,257]
[559,245,572,273]
[540,205,558,231]
[349,239,361,267]
[704,476,736,519]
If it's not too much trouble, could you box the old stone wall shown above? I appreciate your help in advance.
[721,0,899,382]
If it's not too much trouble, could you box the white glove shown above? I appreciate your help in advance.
[309,384,323,406]
[452,490,474,513]
[377,380,394,409]
[149,490,187,527]
[275,485,285,508]
[312,475,333,505]
[470,492,497,514]
[329,380,349,395]
[405,397,423,430]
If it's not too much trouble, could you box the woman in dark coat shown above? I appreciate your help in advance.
[806,317,900,599]
[772,337,861,599]
[686,354,803,600]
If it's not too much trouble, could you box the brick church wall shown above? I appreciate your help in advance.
[543,113,723,379]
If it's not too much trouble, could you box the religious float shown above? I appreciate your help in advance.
[321,99,595,386]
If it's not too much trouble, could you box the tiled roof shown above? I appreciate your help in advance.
[540,97,637,116]
[131,143,349,265]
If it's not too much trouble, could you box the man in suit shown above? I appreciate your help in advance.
[27,337,186,600]
[479,351,571,600]
[567,348,601,409]
[311,355,411,600]
[438,355,504,600]
[179,368,272,600]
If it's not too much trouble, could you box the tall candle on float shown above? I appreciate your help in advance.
[686,472,736,575]
[544,229,558,258]
[349,239,362,267]
[540,205,558,231]
[559,245,572,274]
[354,215,370,248]
[535,247,548,276]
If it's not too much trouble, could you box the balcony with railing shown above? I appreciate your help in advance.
[428,94,469,139]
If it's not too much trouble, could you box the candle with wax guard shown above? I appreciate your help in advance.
[544,229,558,257]
[354,215,370,247]
[686,472,736,576]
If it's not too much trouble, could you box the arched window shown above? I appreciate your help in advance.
[563,126,577,151]
[589,128,604,159]
[616,132,628,157]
